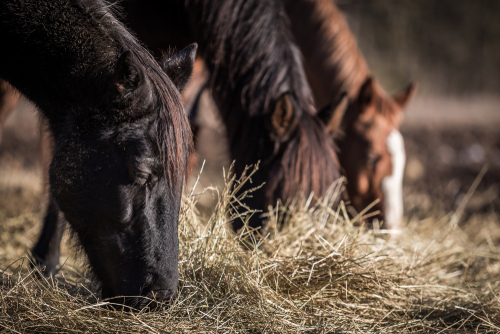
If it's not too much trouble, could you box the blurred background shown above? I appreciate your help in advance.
[340,0,500,96]
[0,0,499,252]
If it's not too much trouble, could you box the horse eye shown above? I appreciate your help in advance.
[134,170,150,185]
[367,153,381,168]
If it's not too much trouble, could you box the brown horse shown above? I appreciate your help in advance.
[284,0,417,230]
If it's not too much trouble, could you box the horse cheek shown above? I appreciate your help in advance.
[357,173,370,199]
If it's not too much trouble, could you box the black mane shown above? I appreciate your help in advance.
[0,0,191,185]
[184,0,341,209]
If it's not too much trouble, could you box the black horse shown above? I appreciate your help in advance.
[123,0,346,231]
[0,0,195,308]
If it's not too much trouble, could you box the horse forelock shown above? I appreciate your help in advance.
[267,113,340,204]
[148,72,192,188]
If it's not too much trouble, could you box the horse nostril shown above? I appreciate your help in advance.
[147,287,176,302]
[101,284,176,311]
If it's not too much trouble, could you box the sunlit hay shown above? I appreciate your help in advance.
[1,164,500,333]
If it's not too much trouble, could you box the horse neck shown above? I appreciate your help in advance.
[284,0,370,108]
[0,0,126,119]
[186,0,316,166]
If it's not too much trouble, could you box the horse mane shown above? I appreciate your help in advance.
[285,0,408,130]
[84,0,192,186]
[285,0,370,104]
[188,0,337,188]
[191,0,316,112]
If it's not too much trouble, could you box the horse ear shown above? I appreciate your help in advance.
[161,43,198,92]
[318,92,349,134]
[357,77,376,107]
[393,82,418,109]
[270,93,296,139]
[114,50,145,97]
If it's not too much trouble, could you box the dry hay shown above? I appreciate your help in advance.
[1,164,500,333]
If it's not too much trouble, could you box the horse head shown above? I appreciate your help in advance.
[319,77,417,230]
[254,93,344,226]
[49,45,197,309]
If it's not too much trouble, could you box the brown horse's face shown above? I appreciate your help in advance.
[331,78,416,230]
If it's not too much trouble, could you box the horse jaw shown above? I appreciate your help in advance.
[381,129,406,230]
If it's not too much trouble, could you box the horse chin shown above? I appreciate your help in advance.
[381,129,406,230]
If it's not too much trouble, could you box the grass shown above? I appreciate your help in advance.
[1,164,500,333]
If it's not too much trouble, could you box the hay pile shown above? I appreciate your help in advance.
[1,165,500,333]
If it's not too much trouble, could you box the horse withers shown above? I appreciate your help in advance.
[0,0,195,309]
[285,0,417,230]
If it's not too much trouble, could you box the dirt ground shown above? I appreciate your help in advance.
[402,95,500,224]
[0,94,500,265]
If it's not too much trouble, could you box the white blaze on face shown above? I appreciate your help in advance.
[381,129,405,230]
